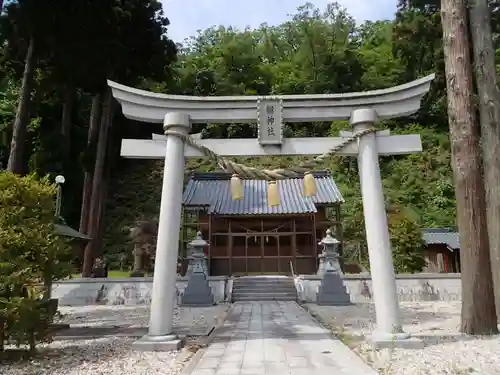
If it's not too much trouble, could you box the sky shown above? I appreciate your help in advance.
[160,0,398,43]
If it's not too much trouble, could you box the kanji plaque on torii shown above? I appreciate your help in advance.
[108,74,434,352]
[257,99,283,145]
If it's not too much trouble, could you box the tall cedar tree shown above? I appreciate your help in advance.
[441,0,498,334]
[77,0,176,276]
[2,0,47,174]
[469,0,500,319]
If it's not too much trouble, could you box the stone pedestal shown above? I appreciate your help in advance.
[316,270,352,306]
[181,263,214,307]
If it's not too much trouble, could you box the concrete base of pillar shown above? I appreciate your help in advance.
[132,334,185,352]
[368,331,425,349]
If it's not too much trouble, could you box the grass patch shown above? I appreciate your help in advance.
[70,270,134,279]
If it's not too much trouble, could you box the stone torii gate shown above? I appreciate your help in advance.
[108,74,434,350]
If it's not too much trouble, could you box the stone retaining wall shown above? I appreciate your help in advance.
[52,276,228,306]
[295,273,461,303]
[52,273,461,306]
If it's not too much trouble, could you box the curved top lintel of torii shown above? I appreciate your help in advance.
[107,74,435,124]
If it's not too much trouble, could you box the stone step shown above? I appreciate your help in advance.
[231,276,297,302]
[232,287,297,294]
[232,288,296,294]
[232,287,297,292]
[233,280,294,284]
[233,281,295,288]
[233,295,297,301]
[232,293,297,302]
[234,276,293,281]
[232,290,297,296]
[233,285,295,291]
[234,277,293,283]
[233,290,297,296]
[235,276,291,279]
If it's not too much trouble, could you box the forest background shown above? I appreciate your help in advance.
[0,0,473,270]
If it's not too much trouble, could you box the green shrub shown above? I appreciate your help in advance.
[0,172,74,351]
[343,200,427,273]
[389,209,427,273]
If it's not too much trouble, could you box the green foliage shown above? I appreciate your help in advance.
[0,77,41,168]
[0,172,73,350]
[102,126,454,271]
[0,1,478,271]
[342,201,427,273]
[389,209,427,273]
[0,0,178,222]
[102,160,164,267]
[94,2,464,271]
[0,172,74,283]
[0,77,17,164]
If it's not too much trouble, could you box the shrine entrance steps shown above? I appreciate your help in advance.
[231,276,297,302]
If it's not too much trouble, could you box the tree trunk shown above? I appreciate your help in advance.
[61,84,74,158]
[6,36,35,174]
[132,245,144,272]
[81,91,113,277]
[441,0,498,334]
[92,97,114,265]
[468,0,500,320]
[79,94,102,235]
[93,147,111,259]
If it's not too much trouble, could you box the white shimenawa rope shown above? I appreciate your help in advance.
[164,127,377,180]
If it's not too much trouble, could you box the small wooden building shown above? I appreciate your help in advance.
[422,228,461,273]
[181,172,344,276]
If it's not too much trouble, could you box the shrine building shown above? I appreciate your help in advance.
[181,171,343,276]
[421,228,461,273]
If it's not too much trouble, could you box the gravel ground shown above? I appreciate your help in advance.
[1,303,230,375]
[306,301,500,375]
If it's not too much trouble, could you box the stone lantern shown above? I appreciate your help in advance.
[181,231,214,307]
[185,231,209,277]
[316,228,351,306]
[316,228,342,277]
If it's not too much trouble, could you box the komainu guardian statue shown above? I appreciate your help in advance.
[129,220,157,277]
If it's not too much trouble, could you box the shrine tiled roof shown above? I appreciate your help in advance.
[422,228,460,250]
[182,171,344,215]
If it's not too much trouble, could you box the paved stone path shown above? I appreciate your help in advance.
[189,301,376,375]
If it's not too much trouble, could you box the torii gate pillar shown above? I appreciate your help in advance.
[132,113,190,351]
[351,109,417,347]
